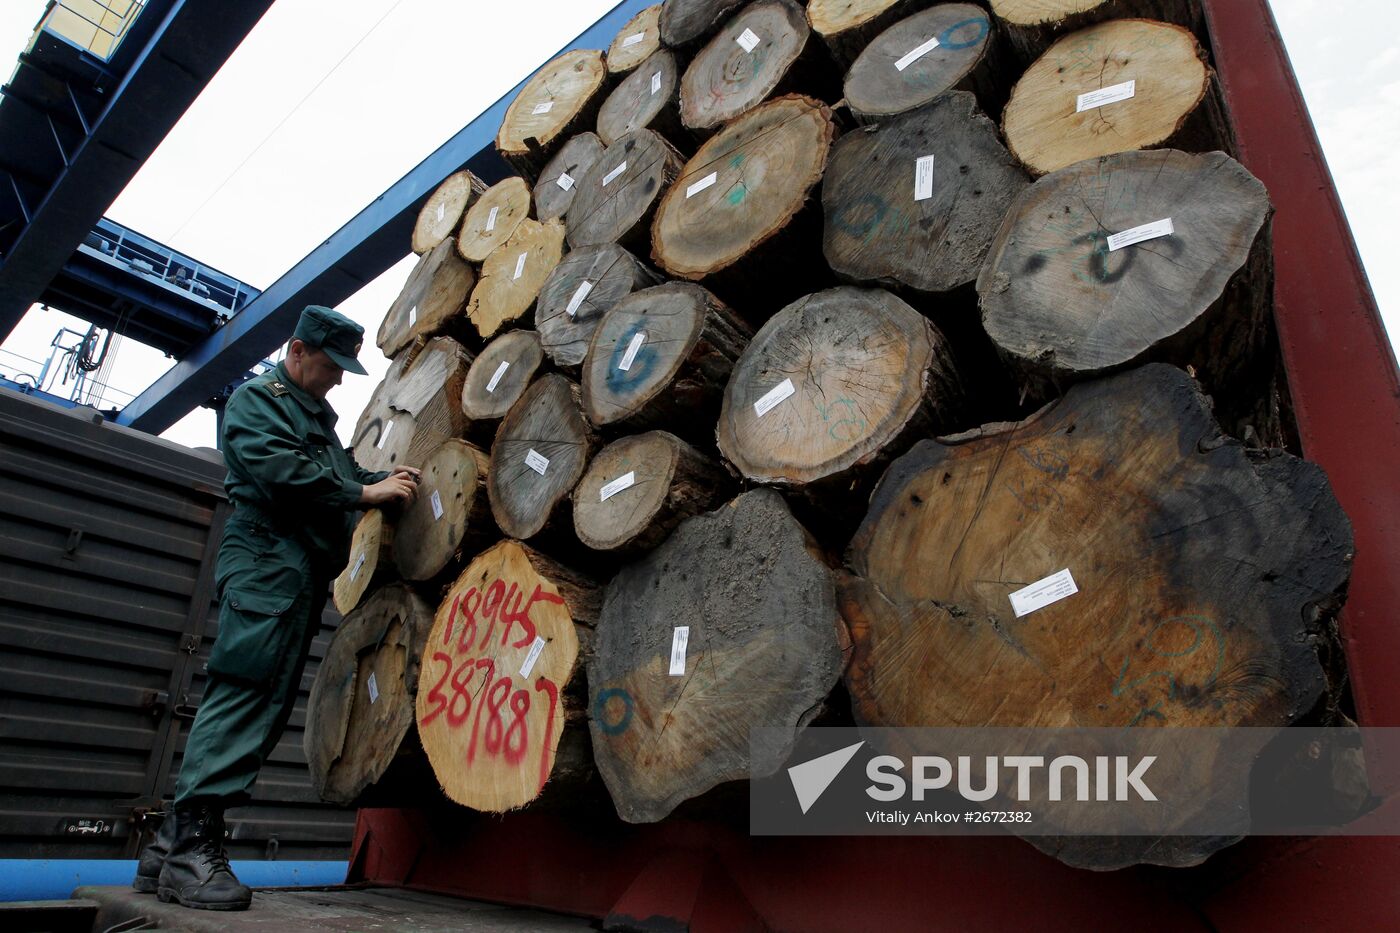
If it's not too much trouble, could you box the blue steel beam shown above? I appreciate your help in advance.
[41,246,233,356]
[118,0,653,434]
[0,1,279,342]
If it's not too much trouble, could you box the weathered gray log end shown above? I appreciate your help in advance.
[823,91,1028,294]
[844,4,1005,121]
[588,488,845,822]
[536,133,607,223]
[535,243,662,370]
[659,0,748,50]
[977,148,1273,435]
[487,373,598,541]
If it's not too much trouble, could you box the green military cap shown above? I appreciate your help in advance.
[293,305,368,375]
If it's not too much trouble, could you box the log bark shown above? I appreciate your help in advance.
[378,238,476,358]
[580,282,752,442]
[844,4,1008,122]
[461,329,546,423]
[305,583,436,805]
[572,430,733,554]
[678,0,838,134]
[393,439,495,583]
[351,336,472,474]
[598,49,691,152]
[976,148,1273,437]
[808,0,928,68]
[332,508,393,615]
[841,363,1353,868]
[465,219,567,341]
[587,488,845,822]
[989,0,1204,66]
[488,374,599,541]
[496,49,611,182]
[565,129,684,255]
[534,243,663,370]
[718,286,964,499]
[412,169,487,254]
[416,539,601,812]
[607,4,664,75]
[651,94,836,311]
[457,177,533,263]
[1002,18,1232,177]
[821,91,1028,295]
[659,0,747,51]
[535,133,607,223]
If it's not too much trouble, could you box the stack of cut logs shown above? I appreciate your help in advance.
[304,0,1355,870]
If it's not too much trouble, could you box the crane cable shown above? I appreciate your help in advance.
[166,0,409,241]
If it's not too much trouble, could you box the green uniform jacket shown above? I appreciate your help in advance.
[209,362,388,686]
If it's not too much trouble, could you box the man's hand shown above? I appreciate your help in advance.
[389,466,422,483]
[361,469,419,506]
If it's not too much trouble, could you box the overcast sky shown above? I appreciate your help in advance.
[0,0,1394,450]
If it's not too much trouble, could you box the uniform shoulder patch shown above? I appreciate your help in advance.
[267,381,291,397]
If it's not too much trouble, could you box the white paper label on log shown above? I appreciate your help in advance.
[1008,568,1079,618]
[600,471,636,501]
[435,202,445,222]
[651,71,662,95]
[349,551,366,582]
[525,448,550,475]
[408,304,417,327]
[622,31,646,47]
[485,205,499,231]
[519,636,547,679]
[556,172,575,191]
[686,171,718,198]
[430,489,444,520]
[532,101,554,115]
[669,626,690,676]
[513,252,528,280]
[618,331,646,371]
[754,378,795,417]
[566,280,594,317]
[602,161,628,186]
[376,419,394,449]
[367,671,379,704]
[1076,79,1136,112]
[486,360,510,393]
[736,28,761,52]
[895,35,941,72]
[914,155,936,201]
[1107,217,1175,252]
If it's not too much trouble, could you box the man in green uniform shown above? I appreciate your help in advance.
[132,305,420,910]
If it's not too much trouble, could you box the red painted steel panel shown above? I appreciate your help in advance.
[351,809,1206,932]
[1206,0,1400,734]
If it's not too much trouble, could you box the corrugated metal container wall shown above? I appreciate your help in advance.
[0,389,354,860]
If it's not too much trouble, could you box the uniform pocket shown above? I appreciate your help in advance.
[207,587,301,688]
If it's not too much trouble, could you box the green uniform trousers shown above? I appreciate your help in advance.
[175,574,327,805]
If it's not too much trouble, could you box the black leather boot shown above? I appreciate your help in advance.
[132,811,176,893]
[156,804,252,910]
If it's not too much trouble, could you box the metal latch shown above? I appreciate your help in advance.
[172,695,199,721]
